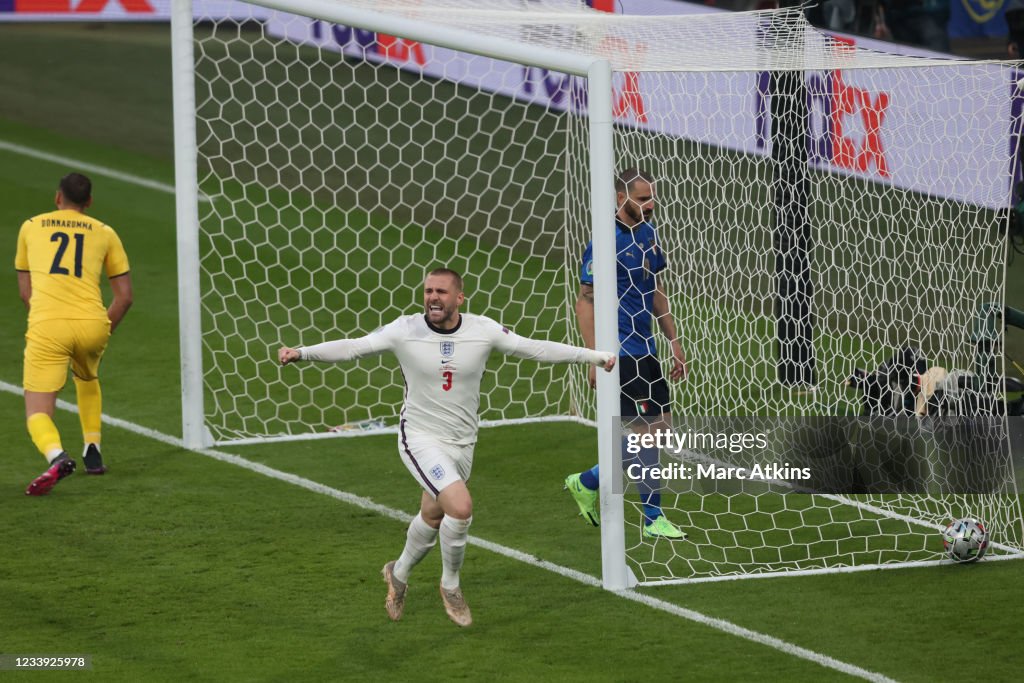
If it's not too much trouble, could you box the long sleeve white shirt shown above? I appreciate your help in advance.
[299,313,609,446]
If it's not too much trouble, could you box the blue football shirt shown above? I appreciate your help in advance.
[580,219,667,357]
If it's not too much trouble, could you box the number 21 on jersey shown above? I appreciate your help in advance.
[49,231,85,278]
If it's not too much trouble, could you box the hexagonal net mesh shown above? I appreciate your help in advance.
[193,7,588,444]
[188,0,1024,581]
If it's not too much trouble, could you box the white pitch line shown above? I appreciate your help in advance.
[0,138,210,201]
[0,380,896,683]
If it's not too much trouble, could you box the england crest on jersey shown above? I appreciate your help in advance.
[440,341,455,358]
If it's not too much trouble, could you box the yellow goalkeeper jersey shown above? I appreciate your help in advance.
[15,209,130,326]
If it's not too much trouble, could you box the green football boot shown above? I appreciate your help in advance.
[643,515,687,540]
[564,473,600,527]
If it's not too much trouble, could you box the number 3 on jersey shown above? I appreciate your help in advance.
[50,232,85,278]
[442,370,453,391]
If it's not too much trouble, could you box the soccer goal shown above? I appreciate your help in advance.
[172,0,1024,587]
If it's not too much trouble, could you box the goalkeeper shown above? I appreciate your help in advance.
[564,168,688,540]
[278,268,615,627]
[17,173,133,496]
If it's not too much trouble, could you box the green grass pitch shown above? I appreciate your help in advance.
[1,22,1024,682]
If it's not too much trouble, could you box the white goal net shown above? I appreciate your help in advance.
[178,0,1024,584]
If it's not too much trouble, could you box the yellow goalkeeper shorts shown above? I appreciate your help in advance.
[23,318,111,392]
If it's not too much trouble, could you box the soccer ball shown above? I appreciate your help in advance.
[942,518,989,563]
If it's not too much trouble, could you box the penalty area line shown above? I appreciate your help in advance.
[0,139,210,202]
[0,380,897,683]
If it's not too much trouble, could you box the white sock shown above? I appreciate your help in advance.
[393,514,438,584]
[439,515,472,590]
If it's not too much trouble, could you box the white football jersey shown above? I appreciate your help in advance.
[300,313,606,447]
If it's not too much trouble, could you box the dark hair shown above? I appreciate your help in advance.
[615,168,654,195]
[427,267,464,292]
[59,173,92,206]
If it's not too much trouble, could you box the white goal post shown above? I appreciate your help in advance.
[173,0,1024,588]
[172,0,629,586]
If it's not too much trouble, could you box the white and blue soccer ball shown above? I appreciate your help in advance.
[942,518,989,563]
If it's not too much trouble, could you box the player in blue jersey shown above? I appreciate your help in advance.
[564,168,688,539]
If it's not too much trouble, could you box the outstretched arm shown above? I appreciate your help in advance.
[278,336,382,365]
[507,336,616,370]
[278,323,397,365]
[652,281,687,381]
[489,318,615,371]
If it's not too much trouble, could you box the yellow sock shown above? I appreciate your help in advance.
[27,413,63,461]
[75,377,102,446]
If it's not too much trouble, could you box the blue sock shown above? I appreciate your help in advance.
[635,445,663,523]
[641,492,663,524]
[580,441,663,522]
[579,464,600,490]
[580,433,634,491]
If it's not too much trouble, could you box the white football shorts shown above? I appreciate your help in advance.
[398,423,474,499]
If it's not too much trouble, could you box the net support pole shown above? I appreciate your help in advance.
[589,60,629,591]
[171,0,207,448]
[770,7,816,386]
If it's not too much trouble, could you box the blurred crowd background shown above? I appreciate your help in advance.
[687,0,1024,59]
